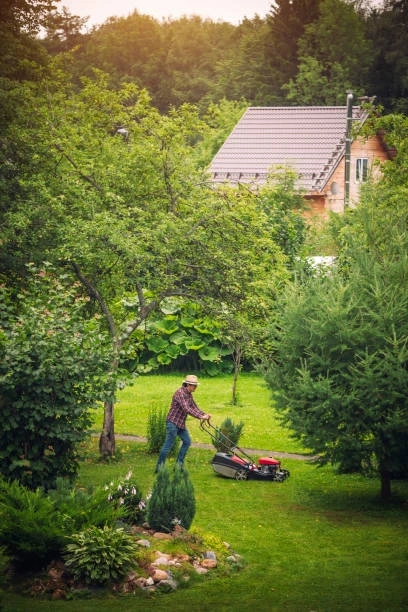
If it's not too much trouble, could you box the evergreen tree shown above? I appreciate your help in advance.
[283,0,373,105]
[147,466,196,532]
[265,114,408,500]
[365,0,408,112]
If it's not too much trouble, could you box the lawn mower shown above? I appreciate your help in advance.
[200,420,290,482]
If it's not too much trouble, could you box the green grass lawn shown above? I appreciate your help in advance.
[4,374,408,611]
[91,372,309,454]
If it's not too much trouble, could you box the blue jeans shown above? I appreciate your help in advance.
[156,421,191,469]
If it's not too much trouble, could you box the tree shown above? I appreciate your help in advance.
[265,115,408,500]
[147,465,196,532]
[41,6,89,54]
[212,17,274,105]
[0,264,112,489]
[283,0,373,105]
[1,70,288,457]
[261,0,321,104]
[0,0,53,81]
[365,0,408,113]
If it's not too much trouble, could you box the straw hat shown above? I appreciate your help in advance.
[183,374,199,386]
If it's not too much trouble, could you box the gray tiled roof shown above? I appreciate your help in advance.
[209,106,368,192]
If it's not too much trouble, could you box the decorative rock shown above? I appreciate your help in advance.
[152,569,169,582]
[156,578,177,592]
[153,556,170,566]
[195,566,208,574]
[153,532,172,540]
[154,551,172,560]
[201,558,217,569]
[136,539,151,548]
[135,577,147,589]
[203,551,217,560]
[145,576,155,586]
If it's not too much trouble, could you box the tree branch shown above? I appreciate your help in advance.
[69,261,117,340]
[54,143,103,193]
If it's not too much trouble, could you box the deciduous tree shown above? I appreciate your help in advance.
[1,72,287,457]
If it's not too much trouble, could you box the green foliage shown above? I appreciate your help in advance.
[146,404,177,457]
[0,477,65,569]
[127,298,233,375]
[0,545,10,587]
[147,465,196,532]
[283,0,372,105]
[213,417,244,452]
[64,526,138,585]
[47,477,121,533]
[0,544,9,610]
[259,167,307,265]
[104,471,146,525]
[265,150,408,498]
[0,265,112,489]
[365,0,408,113]
[0,476,120,570]
[0,70,289,457]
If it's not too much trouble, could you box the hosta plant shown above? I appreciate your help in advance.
[64,526,138,584]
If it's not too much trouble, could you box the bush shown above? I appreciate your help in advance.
[0,545,10,610]
[0,545,10,586]
[47,477,121,532]
[213,417,244,452]
[104,471,146,525]
[64,526,138,584]
[147,404,178,457]
[147,465,196,532]
[0,478,65,569]
[0,267,113,490]
[0,477,122,570]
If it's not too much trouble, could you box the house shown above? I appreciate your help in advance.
[208,103,392,215]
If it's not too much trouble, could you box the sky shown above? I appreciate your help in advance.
[61,0,274,28]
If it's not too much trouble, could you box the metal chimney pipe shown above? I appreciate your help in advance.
[344,91,353,208]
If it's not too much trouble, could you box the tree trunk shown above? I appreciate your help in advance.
[99,399,115,457]
[379,467,392,501]
[232,344,242,405]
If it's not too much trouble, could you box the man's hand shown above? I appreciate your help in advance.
[201,413,211,422]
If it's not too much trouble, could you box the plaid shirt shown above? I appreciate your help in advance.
[166,386,206,429]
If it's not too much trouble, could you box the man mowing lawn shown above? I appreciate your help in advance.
[155,374,211,472]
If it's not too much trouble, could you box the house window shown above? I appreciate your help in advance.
[356,158,368,182]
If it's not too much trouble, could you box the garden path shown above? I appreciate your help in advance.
[112,434,314,461]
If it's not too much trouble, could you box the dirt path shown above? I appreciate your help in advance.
[113,433,314,461]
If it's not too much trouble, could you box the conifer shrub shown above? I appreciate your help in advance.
[147,404,178,457]
[0,478,65,569]
[146,465,196,532]
[0,477,121,570]
[213,417,244,452]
